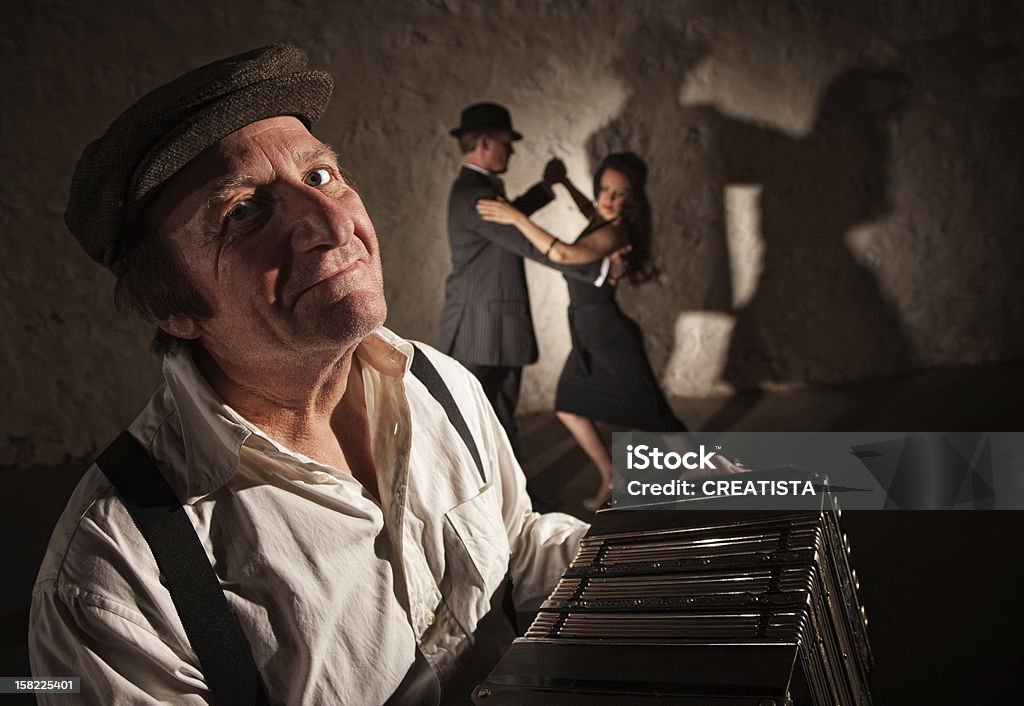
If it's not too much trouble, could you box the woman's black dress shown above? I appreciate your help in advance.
[554,223,686,432]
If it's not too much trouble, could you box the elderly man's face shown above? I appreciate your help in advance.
[150,116,386,368]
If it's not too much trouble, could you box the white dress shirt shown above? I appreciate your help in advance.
[29,328,587,704]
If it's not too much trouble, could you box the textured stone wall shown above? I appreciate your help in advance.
[3,0,1022,465]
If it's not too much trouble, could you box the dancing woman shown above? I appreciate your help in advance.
[476,153,687,509]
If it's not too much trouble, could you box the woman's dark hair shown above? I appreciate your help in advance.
[593,152,656,284]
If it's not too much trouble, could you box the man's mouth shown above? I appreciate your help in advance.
[289,259,365,306]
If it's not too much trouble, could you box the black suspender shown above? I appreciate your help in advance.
[95,344,484,705]
[409,343,486,483]
[96,432,271,706]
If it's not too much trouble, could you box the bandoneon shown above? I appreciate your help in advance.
[473,469,872,705]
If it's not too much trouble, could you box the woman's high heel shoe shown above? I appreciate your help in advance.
[582,484,613,512]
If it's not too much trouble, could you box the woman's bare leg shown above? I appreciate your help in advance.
[556,411,613,508]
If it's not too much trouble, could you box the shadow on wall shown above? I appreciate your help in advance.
[587,23,917,402]
[892,32,1024,363]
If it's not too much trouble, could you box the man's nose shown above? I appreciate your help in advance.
[288,186,355,251]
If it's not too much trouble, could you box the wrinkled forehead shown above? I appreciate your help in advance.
[210,115,319,164]
[195,115,328,186]
[146,116,324,230]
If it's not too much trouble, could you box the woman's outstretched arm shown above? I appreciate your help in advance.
[476,197,627,265]
[561,179,598,220]
[544,158,597,220]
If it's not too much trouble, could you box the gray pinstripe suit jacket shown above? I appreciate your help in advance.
[439,167,603,367]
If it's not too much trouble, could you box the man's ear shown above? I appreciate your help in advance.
[156,315,201,340]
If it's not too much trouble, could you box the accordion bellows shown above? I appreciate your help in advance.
[474,471,872,705]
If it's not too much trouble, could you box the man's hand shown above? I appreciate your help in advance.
[680,454,748,480]
[709,454,747,475]
[542,158,567,188]
[607,244,632,284]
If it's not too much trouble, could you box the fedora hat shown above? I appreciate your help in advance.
[66,44,333,270]
[449,102,522,140]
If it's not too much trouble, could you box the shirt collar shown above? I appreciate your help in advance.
[462,162,492,177]
[145,327,414,504]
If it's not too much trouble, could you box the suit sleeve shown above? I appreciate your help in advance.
[454,180,604,283]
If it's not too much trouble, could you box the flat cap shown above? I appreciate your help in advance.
[66,44,333,269]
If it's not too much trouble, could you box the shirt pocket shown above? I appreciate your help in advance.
[444,484,510,587]
[442,484,511,631]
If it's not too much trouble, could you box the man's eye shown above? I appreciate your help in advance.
[305,168,332,187]
[226,200,261,221]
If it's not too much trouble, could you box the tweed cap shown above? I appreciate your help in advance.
[66,44,333,269]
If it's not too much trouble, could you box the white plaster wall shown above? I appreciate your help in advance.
[2,0,1022,464]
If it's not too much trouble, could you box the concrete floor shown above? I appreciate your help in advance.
[3,358,1022,704]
